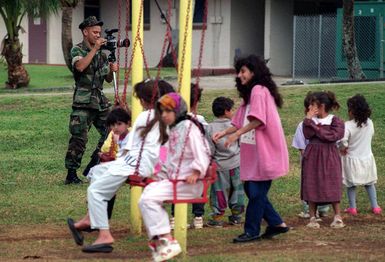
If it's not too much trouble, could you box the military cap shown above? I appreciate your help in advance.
[79,16,103,30]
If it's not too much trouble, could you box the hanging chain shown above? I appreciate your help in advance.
[166,0,179,71]
[122,0,145,105]
[192,0,208,114]
[175,0,210,179]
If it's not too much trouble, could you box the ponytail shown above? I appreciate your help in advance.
[326,91,340,111]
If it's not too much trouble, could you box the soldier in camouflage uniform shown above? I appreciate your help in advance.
[64,16,119,184]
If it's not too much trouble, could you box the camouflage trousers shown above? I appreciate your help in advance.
[209,167,245,219]
[65,108,110,170]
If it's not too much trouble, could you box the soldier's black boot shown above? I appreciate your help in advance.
[65,169,83,185]
[82,151,100,177]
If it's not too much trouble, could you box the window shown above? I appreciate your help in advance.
[84,0,100,19]
[193,0,205,29]
[83,0,150,30]
[130,0,151,30]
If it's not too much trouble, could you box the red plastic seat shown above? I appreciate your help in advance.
[126,162,217,204]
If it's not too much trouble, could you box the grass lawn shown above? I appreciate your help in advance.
[0,82,385,261]
[0,64,178,93]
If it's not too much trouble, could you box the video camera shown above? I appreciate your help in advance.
[102,29,130,62]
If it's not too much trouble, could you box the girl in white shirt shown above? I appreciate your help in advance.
[340,94,381,216]
[67,79,168,253]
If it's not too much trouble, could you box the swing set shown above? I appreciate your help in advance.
[107,0,216,204]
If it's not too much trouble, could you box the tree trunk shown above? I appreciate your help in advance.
[342,0,366,80]
[1,37,30,89]
[62,6,74,72]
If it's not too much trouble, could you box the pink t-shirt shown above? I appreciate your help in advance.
[232,85,289,181]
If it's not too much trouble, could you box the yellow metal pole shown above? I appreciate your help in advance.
[130,0,144,235]
[175,0,194,254]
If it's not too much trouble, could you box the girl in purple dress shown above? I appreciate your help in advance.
[301,91,345,229]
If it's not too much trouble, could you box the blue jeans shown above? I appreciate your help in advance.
[244,180,283,236]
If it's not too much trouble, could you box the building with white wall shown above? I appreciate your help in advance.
[0,0,342,76]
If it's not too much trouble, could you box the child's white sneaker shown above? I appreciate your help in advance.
[153,238,182,262]
[193,216,203,229]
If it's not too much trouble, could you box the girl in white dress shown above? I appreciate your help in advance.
[339,94,381,215]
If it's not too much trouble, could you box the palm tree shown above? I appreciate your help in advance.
[342,0,366,79]
[0,0,60,88]
[61,0,80,72]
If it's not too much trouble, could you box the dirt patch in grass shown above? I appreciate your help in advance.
[1,215,385,261]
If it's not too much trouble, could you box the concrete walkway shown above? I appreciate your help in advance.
[167,75,293,89]
[2,74,383,98]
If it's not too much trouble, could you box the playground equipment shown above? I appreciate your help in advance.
[111,0,209,254]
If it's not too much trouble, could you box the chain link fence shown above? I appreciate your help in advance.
[292,13,383,83]
[292,14,337,83]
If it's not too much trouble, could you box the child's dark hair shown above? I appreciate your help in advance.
[303,92,314,114]
[134,79,172,144]
[306,91,340,112]
[134,79,174,106]
[347,94,371,128]
[234,55,283,108]
[212,97,234,117]
[190,83,203,110]
[106,107,131,126]
[159,80,175,96]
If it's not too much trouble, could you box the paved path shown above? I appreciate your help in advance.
[1,75,383,98]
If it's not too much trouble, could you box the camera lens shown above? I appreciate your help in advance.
[117,39,130,48]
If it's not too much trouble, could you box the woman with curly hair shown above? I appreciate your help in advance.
[339,94,382,216]
[213,55,289,243]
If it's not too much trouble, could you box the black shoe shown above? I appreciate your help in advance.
[65,169,83,185]
[261,226,289,239]
[67,218,84,245]
[233,232,260,243]
[82,227,99,233]
[82,243,113,253]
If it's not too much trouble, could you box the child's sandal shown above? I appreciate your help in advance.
[330,216,345,228]
[306,217,320,229]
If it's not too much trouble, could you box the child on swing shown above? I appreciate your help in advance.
[139,92,210,262]
[169,84,208,229]
[93,107,131,223]
[98,107,131,163]
[67,79,168,253]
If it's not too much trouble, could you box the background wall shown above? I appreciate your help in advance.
[230,0,265,63]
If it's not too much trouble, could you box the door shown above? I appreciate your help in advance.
[28,16,47,63]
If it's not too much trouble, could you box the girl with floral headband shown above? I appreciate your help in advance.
[139,92,210,262]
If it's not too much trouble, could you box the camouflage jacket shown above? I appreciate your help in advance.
[71,41,111,111]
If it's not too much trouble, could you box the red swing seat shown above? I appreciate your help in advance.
[126,162,217,204]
